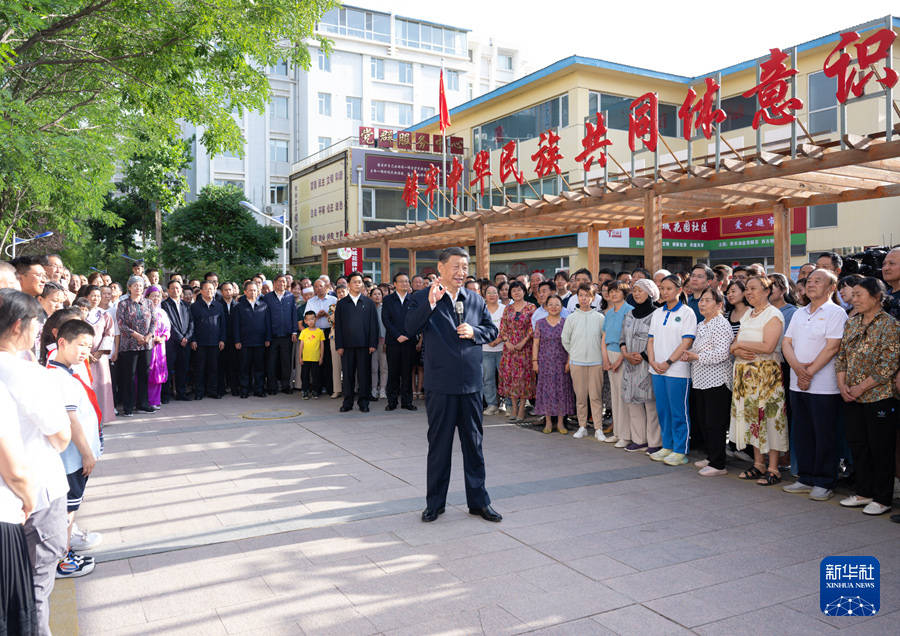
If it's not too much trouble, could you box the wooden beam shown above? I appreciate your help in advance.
[643,191,662,274]
[475,220,490,280]
[772,203,791,277]
[320,247,329,278]
[587,225,600,283]
[408,249,416,276]
[380,238,390,284]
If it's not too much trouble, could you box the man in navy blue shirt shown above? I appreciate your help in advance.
[406,247,501,523]
[190,281,226,399]
[381,271,417,411]
[263,274,298,394]
[233,281,271,398]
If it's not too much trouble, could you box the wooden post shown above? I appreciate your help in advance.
[772,203,791,277]
[408,249,416,276]
[587,225,599,283]
[643,191,662,274]
[380,239,390,284]
[320,247,329,278]
[475,220,490,279]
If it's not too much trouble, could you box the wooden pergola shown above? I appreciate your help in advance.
[315,132,900,280]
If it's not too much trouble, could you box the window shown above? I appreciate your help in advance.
[317,50,330,72]
[808,70,838,134]
[346,96,362,120]
[317,137,332,151]
[498,54,513,71]
[270,96,288,121]
[269,184,287,204]
[317,92,331,116]
[396,19,466,56]
[421,106,435,120]
[446,70,459,91]
[370,57,384,80]
[270,139,289,163]
[398,104,413,126]
[475,95,569,152]
[808,203,838,228]
[371,100,386,123]
[269,59,288,76]
[587,92,676,136]
[214,179,244,192]
[398,62,413,84]
[220,147,239,159]
[720,94,756,132]
[319,8,390,43]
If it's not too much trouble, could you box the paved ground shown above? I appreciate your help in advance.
[57,392,899,635]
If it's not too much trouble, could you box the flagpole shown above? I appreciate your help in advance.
[441,58,447,217]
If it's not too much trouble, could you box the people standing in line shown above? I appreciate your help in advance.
[382,272,417,412]
[601,280,634,447]
[725,280,750,337]
[113,276,157,416]
[646,275,697,466]
[298,311,324,400]
[334,272,379,413]
[189,281,226,400]
[730,276,788,486]
[497,280,535,423]
[233,281,271,399]
[681,288,733,476]
[306,279,337,397]
[145,286,170,408]
[263,274,298,395]
[481,284,505,416]
[161,280,193,402]
[532,295,574,434]
[81,285,115,421]
[836,277,900,516]
[369,286,388,401]
[562,283,606,440]
[620,279,662,454]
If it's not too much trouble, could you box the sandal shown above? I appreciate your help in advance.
[542,426,553,434]
[739,465,765,480]
[757,471,782,486]
[556,427,567,435]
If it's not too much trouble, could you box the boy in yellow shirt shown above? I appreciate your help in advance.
[298,311,325,399]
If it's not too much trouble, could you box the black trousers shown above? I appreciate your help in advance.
[194,345,219,398]
[118,349,151,414]
[218,342,239,396]
[789,391,842,489]
[300,361,321,394]
[386,340,416,407]
[319,327,333,394]
[424,391,490,511]
[844,398,898,506]
[239,346,266,395]
[163,341,191,400]
[267,336,293,391]
[341,347,371,409]
[692,384,732,470]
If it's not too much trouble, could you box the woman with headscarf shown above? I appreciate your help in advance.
[620,278,662,455]
[145,285,170,408]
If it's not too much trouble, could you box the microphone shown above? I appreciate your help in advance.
[455,300,464,326]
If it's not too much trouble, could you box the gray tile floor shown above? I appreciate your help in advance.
[73,393,900,634]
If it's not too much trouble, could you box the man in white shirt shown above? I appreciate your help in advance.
[782,269,847,501]
[305,280,337,395]
[565,268,602,313]
[531,281,570,327]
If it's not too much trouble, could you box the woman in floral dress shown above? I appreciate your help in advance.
[498,280,535,421]
[532,295,574,434]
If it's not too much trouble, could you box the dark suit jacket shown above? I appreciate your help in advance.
[232,297,271,347]
[405,287,498,395]
[333,294,379,351]
[381,292,413,342]
[217,298,238,344]
[161,297,193,343]
[263,291,298,338]
[190,298,227,346]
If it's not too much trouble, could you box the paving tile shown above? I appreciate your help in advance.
[439,545,556,581]
[604,562,728,602]
[693,603,838,636]
[592,604,694,635]
[564,553,640,581]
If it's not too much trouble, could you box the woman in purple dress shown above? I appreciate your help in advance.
[145,286,170,407]
[532,295,575,434]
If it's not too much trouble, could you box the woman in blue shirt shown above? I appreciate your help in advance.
[601,281,634,447]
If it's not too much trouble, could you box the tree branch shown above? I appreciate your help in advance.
[37,90,101,132]
[14,0,116,58]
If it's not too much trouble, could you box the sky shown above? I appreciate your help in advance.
[362,0,896,78]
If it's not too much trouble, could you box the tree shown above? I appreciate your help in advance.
[0,0,335,252]
[161,184,279,281]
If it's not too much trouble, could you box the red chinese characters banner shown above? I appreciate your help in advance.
[343,248,362,275]
[720,208,806,236]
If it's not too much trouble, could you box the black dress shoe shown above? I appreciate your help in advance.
[240,394,249,399]
[401,404,418,411]
[891,513,900,524]
[468,505,502,522]
[359,405,370,413]
[208,394,222,399]
[421,507,445,522]
[339,405,353,412]
[194,394,203,400]
[161,398,171,405]
[254,392,266,398]
[138,406,155,413]
[121,411,134,417]
[385,404,397,411]
[281,388,293,395]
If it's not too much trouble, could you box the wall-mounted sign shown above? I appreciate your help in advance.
[358,127,463,155]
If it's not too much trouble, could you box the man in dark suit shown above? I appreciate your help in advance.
[406,247,501,523]
[233,281,271,398]
[161,279,193,402]
[217,282,240,396]
[263,274,298,394]
[381,271,417,411]
[333,271,379,412]
[190,280,226,399]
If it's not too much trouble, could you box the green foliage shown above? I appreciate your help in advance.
[161,184,280,282]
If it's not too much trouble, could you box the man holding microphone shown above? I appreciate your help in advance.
[406,247,502,523]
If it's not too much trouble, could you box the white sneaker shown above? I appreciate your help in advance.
[483,405,498,416]
[379,390,387,399]
[594,429,607,442]
[663,452,688,466]
[614,438,629,448]
[649,448,672,462]
[498,403,508,414]
[782,482,813,494]
[603,435,618,444]
[698,466,727,476]
[694,459,710,468]
[69,523,102,551]
[573,427,588,439]
[840,495,874,507]
[809,487,834,501]
[862,502,891,515]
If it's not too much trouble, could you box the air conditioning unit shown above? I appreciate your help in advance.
[265,205,272,213]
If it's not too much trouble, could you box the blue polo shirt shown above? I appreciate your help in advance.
[601,302,633,353]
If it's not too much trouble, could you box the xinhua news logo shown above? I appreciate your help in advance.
[820,556,880,617]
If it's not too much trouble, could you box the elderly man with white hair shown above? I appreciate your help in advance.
[882,247,900,301]
[652,269,672,287]
[0,261,20,290]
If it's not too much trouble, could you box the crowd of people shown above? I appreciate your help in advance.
[1,247,900,633]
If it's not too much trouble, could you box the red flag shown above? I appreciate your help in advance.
[439,69,451,133]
